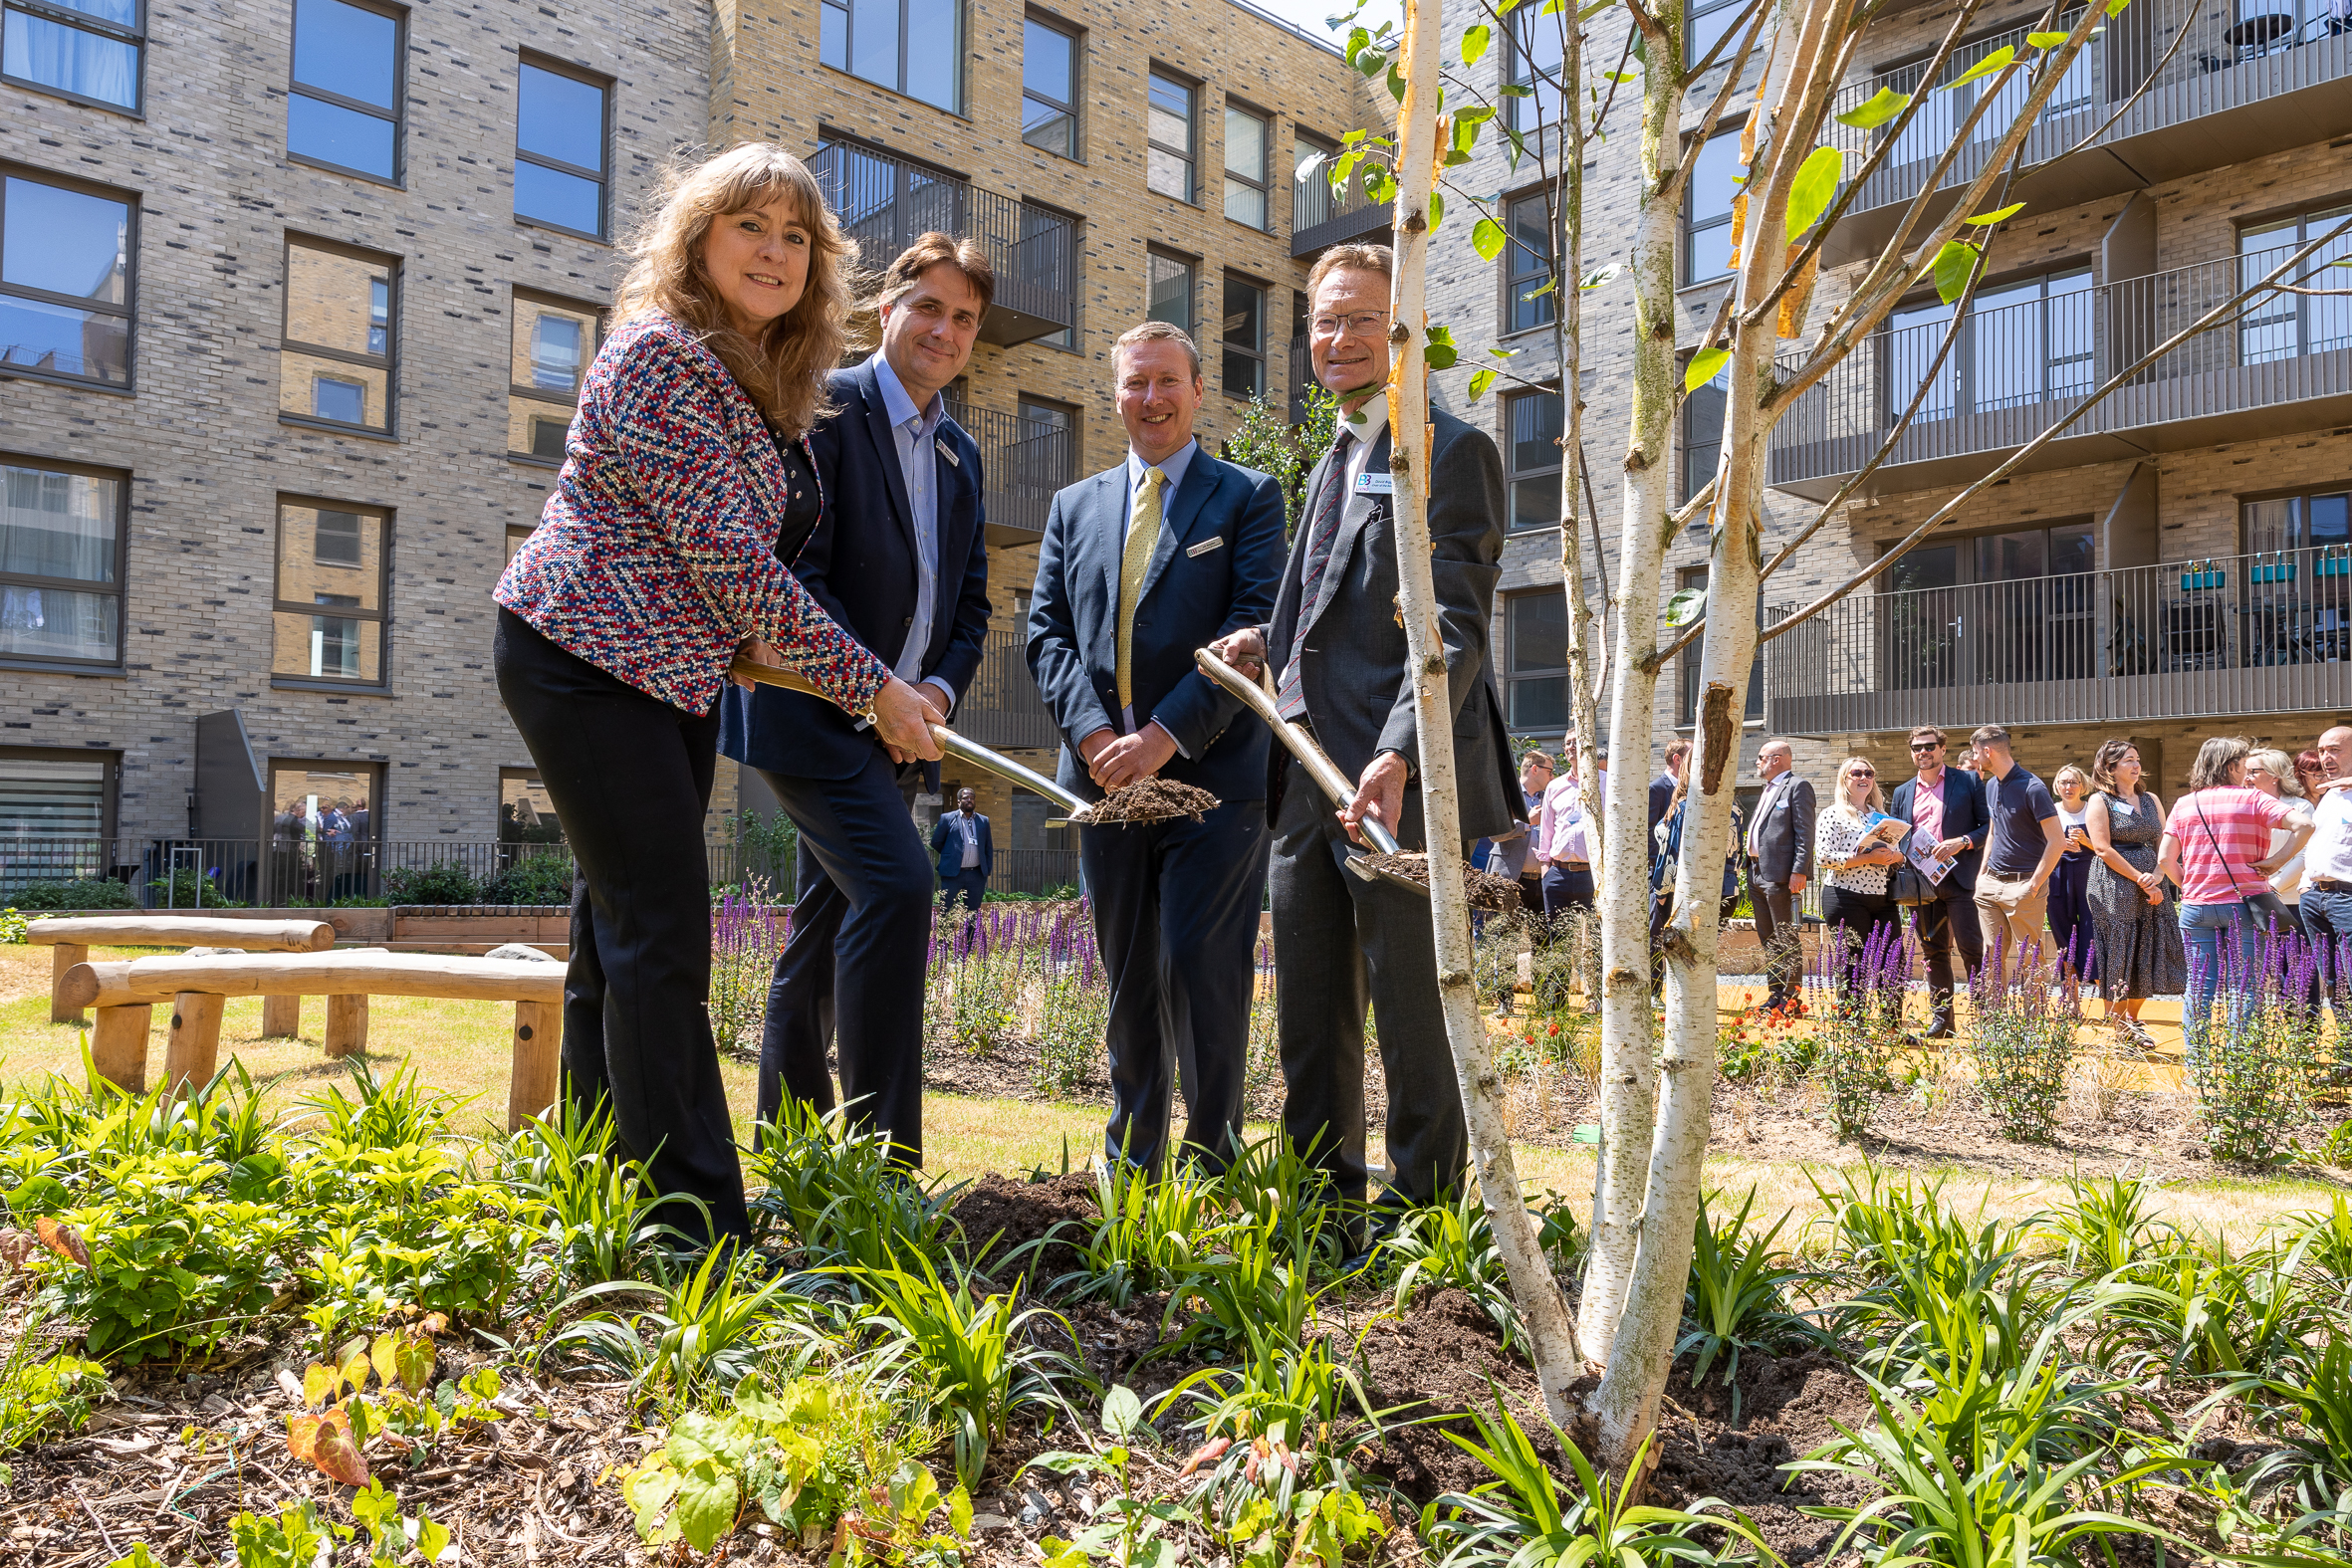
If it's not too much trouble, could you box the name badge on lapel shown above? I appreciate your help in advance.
[935,439,960,467]
[1185,537,1226,559]
[1355,472,1394,495]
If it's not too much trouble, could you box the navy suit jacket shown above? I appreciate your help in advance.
[718,359,991,781]
[1888,769,1990,892]
[930,811,994,880]
[1025,448,1287,804]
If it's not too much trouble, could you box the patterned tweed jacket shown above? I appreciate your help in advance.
[494,313,891,717]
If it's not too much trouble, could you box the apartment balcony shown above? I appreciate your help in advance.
[1768,243,2352,498]
[942,399,1078,545]
[954,628,1058,751]
[1765,547,2352,734]
[808,142,1075,347]
[1292,163,1392,258]
[1818,0,2352,268]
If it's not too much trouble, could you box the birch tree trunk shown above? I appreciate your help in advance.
[1551,10,1605,860]
[1576,3,1684,1364]
[1388,0,1586,1417]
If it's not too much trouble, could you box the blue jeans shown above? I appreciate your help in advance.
[2179,899,2253,1072]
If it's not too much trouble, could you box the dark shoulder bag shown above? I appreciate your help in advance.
[2191,791,2299,936]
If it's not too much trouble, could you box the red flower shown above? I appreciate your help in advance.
[1548,1021,1561,1036]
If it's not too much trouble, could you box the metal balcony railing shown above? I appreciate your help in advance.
[1764,546,2352,733]
[942,400,1075,537]
[1769,240,2352,486]
[1824,0,2352,226]
[955,629,1058,752]
[808,142,1075,347]
[1292,158,1392,257]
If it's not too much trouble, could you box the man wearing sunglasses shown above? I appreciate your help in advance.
[1887,725,1989,1037]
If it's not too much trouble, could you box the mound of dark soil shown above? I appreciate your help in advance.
[1353,1288,1560,1502]
[1649,1350,1878,1565]
[948,1171,1099,1285]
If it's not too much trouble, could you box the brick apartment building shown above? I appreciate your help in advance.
[0,0,1379,900]
[1430,0,2352,809]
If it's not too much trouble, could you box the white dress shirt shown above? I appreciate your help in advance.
[871,351,957,711]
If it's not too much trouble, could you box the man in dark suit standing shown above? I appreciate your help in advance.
[1887,725,1988,1037]
[718,235,994,1161]
[930,786,993,916]
[1209,243,1520,1227]
[1027,321,1285,1173]
[1649,740,1687,847]
[1744,738,1815,1013]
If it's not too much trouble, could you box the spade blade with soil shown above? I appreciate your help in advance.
[727,655,1216,827]
[1358,853,1525,913]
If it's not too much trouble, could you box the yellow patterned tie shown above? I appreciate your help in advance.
[1115,466,1167,716]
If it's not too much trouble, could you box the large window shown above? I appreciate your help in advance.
[1,170,131,388]
[1147,249,1193,334]
[273,498,388,686]
[1505,388,1561,534]
[280,237,395,433]
[1505,191,1553,335]
[3,0,141,111]
[1504,6,1563,131]
[1503,591,1569,733]
[0,749,114,896]
[516,58,607,238]
[1675,566,1766,724]
[1147,71,1195,203]
[1224,102,1269,229]
[1,458,123,668]
[2243,489,2350,556]
[1222,275,1265,398]
[508,290,600,461]
[2240,205,2352,365]
[1888,268,2092,421]
[1873,522,2093,691]
[288,0,403,183]
[819,0,960,113]
[1022,18,1077,158]
[1684,126,1742,284]
[1686,0,1743,67]
[1683,362,1726,504]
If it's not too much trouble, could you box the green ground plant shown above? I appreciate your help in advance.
[1965,961,2081,1144]
[1677,1187,1816,1415]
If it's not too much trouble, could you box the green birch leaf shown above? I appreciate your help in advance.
[1424,325,1459,369]
[1577,0,1615,18]
[1387,60,1407,101]
[1428,190,1445,226]
[1785,145,1845,238]
[1462,23,1493,64]
[1965,202,2025,225]
[1499,82,1533,97]
[2026,30,2070,46]
[1942,45,2014,90]
[1684,346,1730,391]
[1932,239,1981,304]
[1835,86,1911,127]
[1469,368,1499,400]
[2105,0,2133,16]
[1666,587,1707,625]
[1472,217,1508,261]
[1363,163,1397,202]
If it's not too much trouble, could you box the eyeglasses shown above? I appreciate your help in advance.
[1909,741,1943,753]
[1309,310,1390,340]
[1849,770,1875,779]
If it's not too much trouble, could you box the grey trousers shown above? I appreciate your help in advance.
[1270,759,1467,1213]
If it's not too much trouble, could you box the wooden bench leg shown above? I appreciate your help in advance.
[325,995,369,1058]
[91,1005,152,1094]
[51,943,89,1024]
[165,992,226,1093]
[508,1001,559,1133]
[261,995,303,1038]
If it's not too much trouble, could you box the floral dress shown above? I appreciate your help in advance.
[2085,789,2186,1000]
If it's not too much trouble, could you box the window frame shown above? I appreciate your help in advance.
[0,162,137,393]
[1681,360,1726,505]
[1503,7,1563,132]
[1684,0,1744,68]
[1882,263,2094,421]
[507,285,606,466]
[1500,588,1571,735]
[1674,564,1765,727]
[1502,385,1562,535]
[1146,67,1197,204]
[1146,246,1195,335]
[513,51,612,242]
[1,0,144,114]
[0,746,119,857]
[1223,98,1271,231]
[0,451,129,674]
[1682,123,1742,286]
[1020,12,1080,160]
[285,0,408,187]
[1292,127,1340,235]
[818,0,965,114]
[1221,272,1268,399]
[270,494,392,692]
[1502,188,1555,336]
[278,232,400,438]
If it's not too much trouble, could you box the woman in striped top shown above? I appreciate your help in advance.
[2158,736,2309,1069]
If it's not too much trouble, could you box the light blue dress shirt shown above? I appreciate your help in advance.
[1117,440,1199,749]
[871,351,954,705]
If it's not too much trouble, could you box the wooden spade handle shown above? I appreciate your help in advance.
[1192,647,1403,855]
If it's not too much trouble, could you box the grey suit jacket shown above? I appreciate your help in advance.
[1263,404,1520,843]
[1748,773,1817,883]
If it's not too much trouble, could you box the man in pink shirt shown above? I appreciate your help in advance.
[1888,725,1989,1037]
[1537,734,1602,913]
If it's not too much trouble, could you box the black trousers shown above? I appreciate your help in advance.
[937,868,987,914]
[1821,883,1900,1014]
[755,751,932,1163]
[492,610,749,1247]
[1910,876,1984,1036]
[1271,759,1466,1213]
[1750,867,1801,1008]
[1081,794,1272,1173]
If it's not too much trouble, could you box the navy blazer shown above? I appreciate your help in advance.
[718,359,992,781]
[1888,769,1990,892]
[1025,447,1287,804]
[930,810,994,880]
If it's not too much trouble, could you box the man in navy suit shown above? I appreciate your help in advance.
[1026,321,1286,1173]
[1888,725,1988,1037]
[930,786,993,915]
[718,235,994,1163]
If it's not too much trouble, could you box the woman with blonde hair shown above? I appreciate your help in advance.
[1814,755,1905,1015]
[494,143,942,1249]
[2045,764,2097,985]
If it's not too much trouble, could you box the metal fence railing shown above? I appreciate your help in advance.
[1770,240,2352,485]
[955,629,1059,752]
[1766,546,2352,733]
[942,400,1075,536]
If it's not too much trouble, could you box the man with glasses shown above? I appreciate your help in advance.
[1208,241,1520,1241]
[2298,726,2352,1012]
[1888,725,1989,1037]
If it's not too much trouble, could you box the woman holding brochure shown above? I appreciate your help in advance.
[1816,757,1909,1016]
[2046,766,2099,985]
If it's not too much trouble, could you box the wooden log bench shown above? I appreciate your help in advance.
[58,951,566,1132]
[27,916,336,1028]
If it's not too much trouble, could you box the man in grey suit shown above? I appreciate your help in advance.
[1745,739,1815,1012]
[1210,242,1520,1232]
